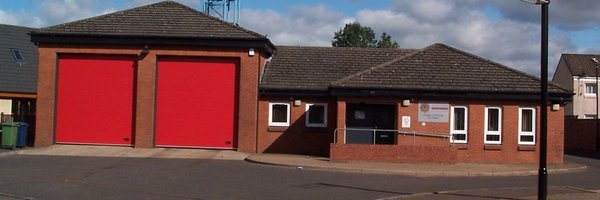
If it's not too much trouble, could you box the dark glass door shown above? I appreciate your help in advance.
[346,104,396,145]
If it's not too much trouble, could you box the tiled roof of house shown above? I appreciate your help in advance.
[559,54,600,77]
[261,46,416,91]
[32,1,265,39]
[261,43,571,97]
[0,24,38,94]
[30,1,275,54]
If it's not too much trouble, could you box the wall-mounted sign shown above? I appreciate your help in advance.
[402,116,411,128]
[418,102,449,122]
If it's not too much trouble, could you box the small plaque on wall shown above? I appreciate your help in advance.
[402,116,411,128]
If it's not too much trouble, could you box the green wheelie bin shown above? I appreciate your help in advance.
[1,122,19,149]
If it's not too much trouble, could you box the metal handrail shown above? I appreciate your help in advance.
[398,130,451,145]
[333,128,451,145]
[398,131,451,138]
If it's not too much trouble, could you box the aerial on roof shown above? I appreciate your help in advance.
[261,43,571,101]
[0,24,38,94]
[558,54,600,77]
[30,1,275,54]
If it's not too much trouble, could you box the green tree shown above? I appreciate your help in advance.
[332,22,399,48]
[332,22,377,48]
[376,32,399,48]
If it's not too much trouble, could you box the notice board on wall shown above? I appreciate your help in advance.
[417,102,449,122]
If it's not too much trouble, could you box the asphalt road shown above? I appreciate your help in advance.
[0,154,598,200]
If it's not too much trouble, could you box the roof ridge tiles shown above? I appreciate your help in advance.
[558,54,600,79]
[34,1,155,33]
[0,23,36,30]
[161,1,268,40]
[437,43,571,93]
[330,43,439,87]
[32,1,268,40]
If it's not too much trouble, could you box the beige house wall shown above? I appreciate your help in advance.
[0,99,11,115]
[572,77,600,119]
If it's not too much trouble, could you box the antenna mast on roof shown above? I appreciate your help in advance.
[203,0,240,24]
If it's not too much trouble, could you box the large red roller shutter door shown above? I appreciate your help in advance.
[155,57,238,149]
[56,55,136,145]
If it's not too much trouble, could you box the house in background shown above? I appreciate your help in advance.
[553,53,600,153]
[31,1,572,164]
[0,24,37,137]
[553,54,600,119]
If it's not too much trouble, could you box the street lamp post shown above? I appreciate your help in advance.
[521,0,550,199]
[519,1,550,199]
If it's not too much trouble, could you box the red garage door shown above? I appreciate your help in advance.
[56,55,136,145]
[155,57,238,149]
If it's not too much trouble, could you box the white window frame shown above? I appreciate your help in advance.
[484,107,502,144]
[450,106,468,144]
[585,83,597,96]
[305,103,327,127]
[268,103,290,126]
[518,107,536,145]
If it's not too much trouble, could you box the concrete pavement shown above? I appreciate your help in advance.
[2,145,248,160]
[245,153,587,177]
[0,145,588,177]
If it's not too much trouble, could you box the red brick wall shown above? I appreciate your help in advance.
[330,143,458,164]
[258,97,564,164]
[35,44,266,152]
[564,117,597,153]
[257,97,336,156]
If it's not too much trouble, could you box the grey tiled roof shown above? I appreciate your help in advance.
[32,1,266,40]
[261,46,416,91]
[332,43,568,94]
[261,43,570,96]
[0,24,37,94]
[559,54,600,77]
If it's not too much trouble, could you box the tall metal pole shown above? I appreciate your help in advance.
[538,1,549,200]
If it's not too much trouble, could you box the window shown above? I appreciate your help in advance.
[484,107,502,144]
[586,83,597,95]
[10,48,24,63]
[519,108,536,145]
[268,103,290,126]
[305,103,327,127]
[450,106,468,143]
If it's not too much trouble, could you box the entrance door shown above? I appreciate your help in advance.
[55,54,136,145]
[155,57,238,149]
[345,104,396,144]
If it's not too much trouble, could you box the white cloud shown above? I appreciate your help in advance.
[0,9,44,28]
[237,1,584,77]
[241,5,347,46]
[492,0,600,31]
[353,0,579,77]
[37,0,112,26]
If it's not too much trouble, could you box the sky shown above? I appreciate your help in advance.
[1,0,599,78]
